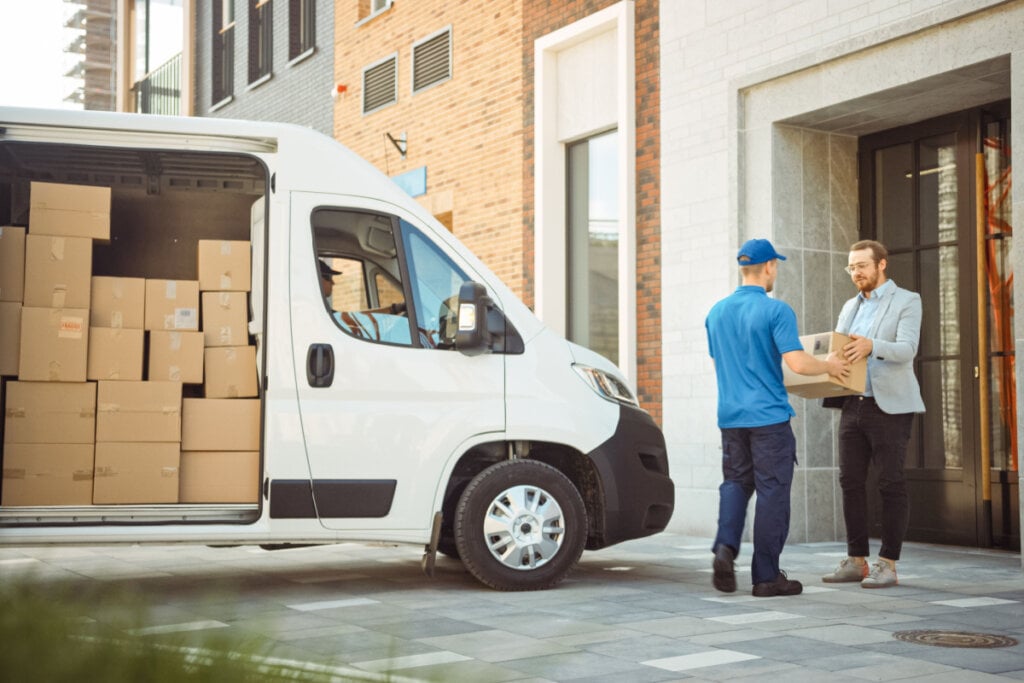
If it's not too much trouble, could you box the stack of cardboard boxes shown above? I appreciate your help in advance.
[0,182,260,507]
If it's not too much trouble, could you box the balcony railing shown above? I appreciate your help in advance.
[134,52,181,115]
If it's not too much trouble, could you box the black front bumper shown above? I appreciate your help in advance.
[585,404,674,549]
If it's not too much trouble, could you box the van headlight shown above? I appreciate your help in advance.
[572,364,639,407]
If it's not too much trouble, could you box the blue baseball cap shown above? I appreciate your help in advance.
[737,238,786,265]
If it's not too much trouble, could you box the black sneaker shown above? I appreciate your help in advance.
[752,571,802,597]
[712,545,736,593]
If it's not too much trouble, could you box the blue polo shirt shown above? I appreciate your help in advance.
[705,285,803,428]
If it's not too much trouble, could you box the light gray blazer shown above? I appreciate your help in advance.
[836,281,926,414]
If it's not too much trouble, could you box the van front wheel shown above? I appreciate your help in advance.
[454,459,586,591]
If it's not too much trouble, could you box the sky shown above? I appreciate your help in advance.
[0,0,83,109]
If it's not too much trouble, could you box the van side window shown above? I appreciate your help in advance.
[313,210,413,346]
[401,221,469,350]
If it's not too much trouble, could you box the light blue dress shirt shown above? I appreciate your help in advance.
[848,278,895,397]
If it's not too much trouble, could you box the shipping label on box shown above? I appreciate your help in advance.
[23,235,92,309]
[1,443,95,506]
[0,302,21,376]
[91,276,145,329]
[88,327,144,381]
[29,181,111,240]
[204,346,258,398]
[179,451,259,503]
[18,307,89,382]
[182,398,260,451]
[201,291,249,347]
[96,380,182,442]
[783,331,867,399]
[0,226,26,302]
[148,330,204,384]
[198,240,251,292]
[92,442,179,504]
[145,279,199,331]
[3,381,96,444]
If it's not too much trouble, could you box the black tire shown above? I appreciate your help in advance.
[453,459,586,591]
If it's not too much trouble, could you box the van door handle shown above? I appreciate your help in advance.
[306,343,335,387]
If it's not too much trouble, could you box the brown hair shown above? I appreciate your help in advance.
[850,239,888,263]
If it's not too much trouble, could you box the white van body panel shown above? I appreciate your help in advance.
[0,108,673,590]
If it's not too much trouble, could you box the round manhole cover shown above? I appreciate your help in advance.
[894,630,1019,649]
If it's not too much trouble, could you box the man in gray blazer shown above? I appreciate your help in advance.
[822,239,925,589]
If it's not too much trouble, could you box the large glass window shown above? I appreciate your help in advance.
[248,0,273,84]
[288,0,316,59]
[567,130,619,364]
[212,1,235,103]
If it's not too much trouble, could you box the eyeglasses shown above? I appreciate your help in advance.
[844,261,874,275]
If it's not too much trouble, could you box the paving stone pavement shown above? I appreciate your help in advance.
[2,533,1023,681]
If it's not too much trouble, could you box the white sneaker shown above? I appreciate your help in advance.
[861,560,898,588]
[822,557,868,583]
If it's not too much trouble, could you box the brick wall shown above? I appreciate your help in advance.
[194,0,334,135]
[332,1,525,295]
[522,0,662,423]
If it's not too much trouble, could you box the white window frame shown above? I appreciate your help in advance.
[534,1,636,382]
[411,25,452,95]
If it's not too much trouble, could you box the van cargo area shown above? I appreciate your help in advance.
[0,137,268,526]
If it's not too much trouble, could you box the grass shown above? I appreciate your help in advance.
[0,576,385,682]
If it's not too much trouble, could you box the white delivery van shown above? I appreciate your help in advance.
[0,107,673,590]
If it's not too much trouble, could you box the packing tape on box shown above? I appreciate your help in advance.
[110,310,124,328]
[164,281,177,299]
[6,406,26,418]
[160,467,179,478]
[169,331,182,351]
[72,470,94,481]
[220,273,232,289]
[51,284,67,308]
[48,237,65,261]
[47,361,62,381]
[168,365,182,381]
[2,468,26,479]
[220,241,233,255]
[94,466,117,478]
[217,326,232,344]
[217,292,231,308]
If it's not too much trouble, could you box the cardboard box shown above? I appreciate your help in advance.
[147,330,204,383]
[201,291,249,347]
[18,307,89,382]
[181,398,260,451]
[91,276,145,329]
[0,226,26,302]
[3,381,96,444]
[23,235,92,309]
[88,327,144,381]
[179,451,259,503]
[0,302,21,376]
[204,346,257,398]
[1,443,95,506]
[93,442,179,504]
[145,279,199,331]
[29,181,111,240]
[96,380,181,442]
[783,332,867,399]
[198,239,251,292]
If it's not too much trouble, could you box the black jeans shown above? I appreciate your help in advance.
[838,396,914,561]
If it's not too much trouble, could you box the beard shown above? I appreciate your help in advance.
[853,270,881,293]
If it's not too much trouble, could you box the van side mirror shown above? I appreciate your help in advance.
[455,281,494,356]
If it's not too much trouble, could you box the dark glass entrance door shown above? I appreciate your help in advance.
[860,105,1018,549]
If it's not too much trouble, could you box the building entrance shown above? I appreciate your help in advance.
[859,102,1018,550]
